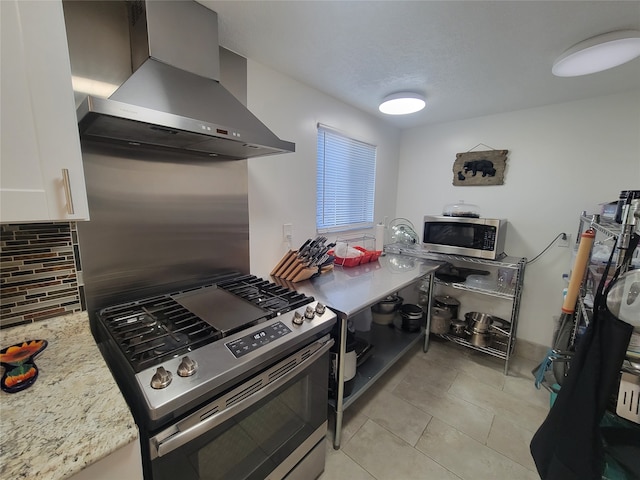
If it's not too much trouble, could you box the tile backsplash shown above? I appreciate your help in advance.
[0,222,84,328]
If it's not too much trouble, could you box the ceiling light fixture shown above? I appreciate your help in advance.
[379,92,426,115]
[552,30,640,77]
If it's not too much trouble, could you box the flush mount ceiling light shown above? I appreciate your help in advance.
[552,30,640,77]
[379,92,426,115]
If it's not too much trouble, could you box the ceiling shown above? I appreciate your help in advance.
[199,1,640,130]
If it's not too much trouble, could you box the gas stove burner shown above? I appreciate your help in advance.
[258,297,289,312]
[114,311,157,328]
[122,325,159,347]
[152,330,189,356]
[233,285,260,297]
[139,315,157,327]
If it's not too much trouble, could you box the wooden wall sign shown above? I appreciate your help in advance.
[452,150,508,186]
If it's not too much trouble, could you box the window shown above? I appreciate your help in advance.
[316,124,377,233]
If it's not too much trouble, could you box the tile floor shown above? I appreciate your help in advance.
[319,337,550,480]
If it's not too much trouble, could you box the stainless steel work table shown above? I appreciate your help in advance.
[293,253,443,449]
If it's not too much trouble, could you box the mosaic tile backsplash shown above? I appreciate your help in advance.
[0,222,83,328]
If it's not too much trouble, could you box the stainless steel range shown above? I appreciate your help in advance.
[65,2,336,478]
[94,274,336,480]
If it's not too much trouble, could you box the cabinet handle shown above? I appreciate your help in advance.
[62,168,75,215]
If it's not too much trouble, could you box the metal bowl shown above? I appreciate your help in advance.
[371,305,396,325]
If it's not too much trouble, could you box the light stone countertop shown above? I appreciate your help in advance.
[0,312,139,480]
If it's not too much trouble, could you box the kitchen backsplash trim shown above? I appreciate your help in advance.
[0,222,83,327]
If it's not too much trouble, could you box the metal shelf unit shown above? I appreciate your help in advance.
[385,244,526,374]
[580,214,623,240]
[551,212,640,426]
[572,213,629,344]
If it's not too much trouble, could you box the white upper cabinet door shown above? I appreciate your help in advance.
[1,0,89,223]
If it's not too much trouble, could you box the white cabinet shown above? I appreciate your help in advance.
[1,0,89,223]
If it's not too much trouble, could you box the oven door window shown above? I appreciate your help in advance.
[150,348,330,480]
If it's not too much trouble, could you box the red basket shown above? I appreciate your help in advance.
[329,249,362,267]
[354,246,372,264]
[354,247,382,264]
[329,246,382,268]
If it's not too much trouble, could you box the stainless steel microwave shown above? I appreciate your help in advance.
[423,215,507,260]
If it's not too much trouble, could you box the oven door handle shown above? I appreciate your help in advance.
[151,337,334,458]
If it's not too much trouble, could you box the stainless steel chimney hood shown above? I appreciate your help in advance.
[67,0,295,159]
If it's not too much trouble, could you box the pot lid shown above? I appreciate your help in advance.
[434,295,460,306]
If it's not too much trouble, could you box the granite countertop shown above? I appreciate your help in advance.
[0,312,139,480]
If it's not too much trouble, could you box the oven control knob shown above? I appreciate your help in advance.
[177,356,198,377]
[304,305,316,319]
[151,366,172,389]
[315,302,326,315]
[292,311,304,326]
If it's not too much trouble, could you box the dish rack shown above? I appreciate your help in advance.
[331,234,381,267]
[616,371,640,424]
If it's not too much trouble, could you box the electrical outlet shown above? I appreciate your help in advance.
[283,223,293,242]
[558,233,570,248]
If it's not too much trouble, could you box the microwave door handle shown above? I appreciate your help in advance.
[151,338,334,459]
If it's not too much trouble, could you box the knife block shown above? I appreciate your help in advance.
[270,250,333,282]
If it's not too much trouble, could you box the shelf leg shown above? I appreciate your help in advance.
[423,273,434,353]
[333,315,347,449]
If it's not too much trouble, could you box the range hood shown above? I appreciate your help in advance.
[67,0,295,159]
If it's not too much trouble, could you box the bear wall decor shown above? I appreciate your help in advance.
[452,150,508,186]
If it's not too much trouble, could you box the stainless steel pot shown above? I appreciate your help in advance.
[468,331,492,347]
[433,295,460,320]
[430,307,452,334]
[465,313,511,348]
[450,318,467,336]
[376,294,403,314]
[465,312,508,334]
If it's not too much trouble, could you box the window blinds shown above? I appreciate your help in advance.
[316,124,376,233]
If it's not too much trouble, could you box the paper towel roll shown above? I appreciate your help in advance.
[375,223,386,251]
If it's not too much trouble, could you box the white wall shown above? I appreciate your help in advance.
[245,60,401,278]
[396,90,640,347]
[243,56,638,347]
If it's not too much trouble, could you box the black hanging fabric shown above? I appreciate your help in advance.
[530,233,638,480]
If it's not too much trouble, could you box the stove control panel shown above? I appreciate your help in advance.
[225,321,292,358]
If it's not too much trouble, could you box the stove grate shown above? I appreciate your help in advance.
[98,295,221,372]
[217,275,313,313]
[97,275,313,372]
